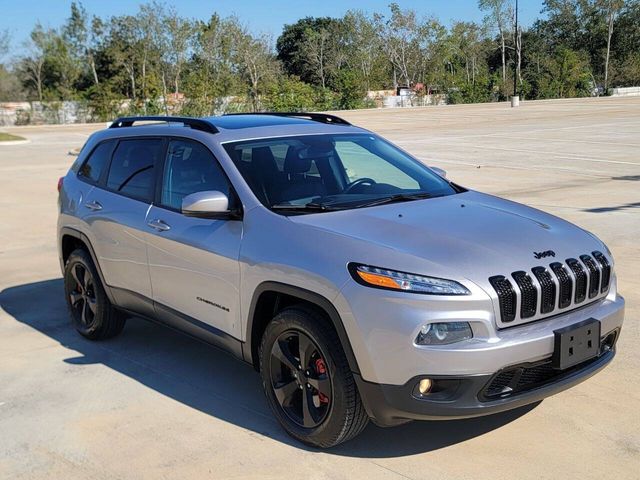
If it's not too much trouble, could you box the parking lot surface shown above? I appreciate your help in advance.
[1,97,639,479]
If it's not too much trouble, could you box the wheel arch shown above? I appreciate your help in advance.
[244,282,360,375]
[59,227,115,304]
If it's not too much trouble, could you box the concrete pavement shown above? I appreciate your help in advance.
[1,96,638,479]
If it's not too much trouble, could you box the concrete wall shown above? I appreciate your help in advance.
[0,101,92,126]
[609,86,640,97]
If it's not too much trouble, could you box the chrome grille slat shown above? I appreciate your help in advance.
[592,251,611,293]
[532,267,556,314]
[512,271,537,319]
[488,252,612,327]
[566,258,587,304]
[549,262,572,309]
[580,254,601,299]
[489,275,517,322]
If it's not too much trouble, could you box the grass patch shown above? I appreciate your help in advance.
[0,132,26,142]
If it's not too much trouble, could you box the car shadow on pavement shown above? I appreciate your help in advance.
[0,278,538,458]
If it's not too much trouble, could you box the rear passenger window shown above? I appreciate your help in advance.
[106,139,162,202]
[79,141,114,183]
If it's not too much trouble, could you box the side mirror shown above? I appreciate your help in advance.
[430,166,447,178]
[181,191,239,219]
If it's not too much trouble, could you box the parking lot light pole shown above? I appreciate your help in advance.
[511,0,520,107]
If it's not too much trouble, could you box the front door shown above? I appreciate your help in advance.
[145,138,242,338]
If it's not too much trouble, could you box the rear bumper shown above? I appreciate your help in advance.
[356,344,616,427]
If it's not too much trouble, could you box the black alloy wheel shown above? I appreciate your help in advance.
[68,263,97,327]
[259,306,369,447]
[269,330,332,428]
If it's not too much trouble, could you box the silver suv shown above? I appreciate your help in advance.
[57,113,625,448]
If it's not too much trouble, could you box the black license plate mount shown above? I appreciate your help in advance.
[552,318,601,370]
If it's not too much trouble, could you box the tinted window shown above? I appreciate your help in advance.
[161,139,231,210]
[79,141,114,183]
[106,139,162,202]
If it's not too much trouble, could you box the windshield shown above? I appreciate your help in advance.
[223,133,459,212]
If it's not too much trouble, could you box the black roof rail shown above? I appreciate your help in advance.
[109,116,219,134]
[223,112,351,126]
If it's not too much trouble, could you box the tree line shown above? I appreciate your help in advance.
[0,0,638,120]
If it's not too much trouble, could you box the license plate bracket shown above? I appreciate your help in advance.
[552,318,601,370]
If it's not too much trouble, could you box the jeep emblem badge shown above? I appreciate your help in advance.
[534,250,556,259]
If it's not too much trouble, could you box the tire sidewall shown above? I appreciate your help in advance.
[64,250,106,337]
[259,309,352,447]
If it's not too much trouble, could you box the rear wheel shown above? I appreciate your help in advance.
[64,248,126,340]
[259,306,369,448]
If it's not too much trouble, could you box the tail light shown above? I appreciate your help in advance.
[57,176,64,193]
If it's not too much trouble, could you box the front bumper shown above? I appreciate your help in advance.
[335,279,624,384]
[356,343,617,427]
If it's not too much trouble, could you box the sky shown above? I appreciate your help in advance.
[1,0,546,57]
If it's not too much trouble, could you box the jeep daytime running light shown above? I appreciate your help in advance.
[351,264,471,295]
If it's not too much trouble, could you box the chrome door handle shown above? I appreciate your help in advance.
[147,219,171,232]
[84,201,103,211]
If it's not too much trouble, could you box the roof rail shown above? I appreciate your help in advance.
[109,116,219,134]
[223,112,351,126]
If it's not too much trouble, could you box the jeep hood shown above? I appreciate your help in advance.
[289,191,605,282]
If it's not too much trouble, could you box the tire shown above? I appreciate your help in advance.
[259,306,369,448]
[63,248,126,340]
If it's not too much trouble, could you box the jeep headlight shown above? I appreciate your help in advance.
[349,264,470,295]
[415,322,473,345]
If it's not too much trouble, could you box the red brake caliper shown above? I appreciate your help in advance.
[314,358,329,404]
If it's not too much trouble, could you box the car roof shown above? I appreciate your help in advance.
[206,114,328,130]
[100,113,368,144]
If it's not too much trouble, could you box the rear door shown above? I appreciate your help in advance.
[145,138,242,338]
[81,137,164,312]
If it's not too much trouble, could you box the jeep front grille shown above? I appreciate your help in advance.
[488,275,517,323]
[512,271,537,318]
[489,251,612,327]
[580,254,600,299]
[566,258,587,303]
[592,251,611,293]
[549,262,572,309]
[532,267,556,314]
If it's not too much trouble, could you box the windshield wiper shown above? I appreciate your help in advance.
[271,193,435,212]
[350,192,435,209]
[270,202,343,212]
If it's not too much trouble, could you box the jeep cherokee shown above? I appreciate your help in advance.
[57,113,625,448]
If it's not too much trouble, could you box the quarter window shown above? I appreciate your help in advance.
[161,139,231,210]
[106,139,162,202]
[79,141,115,183]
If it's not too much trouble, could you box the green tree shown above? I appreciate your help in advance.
[19,24,56,101]
[478,0,513,87]
[276,17,343,86]
[264,76,318,111]
[235,28,278,111]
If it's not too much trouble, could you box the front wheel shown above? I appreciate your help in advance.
[259,306,369,448]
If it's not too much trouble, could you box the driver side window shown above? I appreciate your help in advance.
[335,141,420,190]
[161,139,232,211]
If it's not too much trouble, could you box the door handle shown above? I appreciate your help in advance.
[83,200,103,211]
[147,219,171,232]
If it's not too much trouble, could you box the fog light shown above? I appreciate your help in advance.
[416,322,473,345]
[418,378,432,395]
